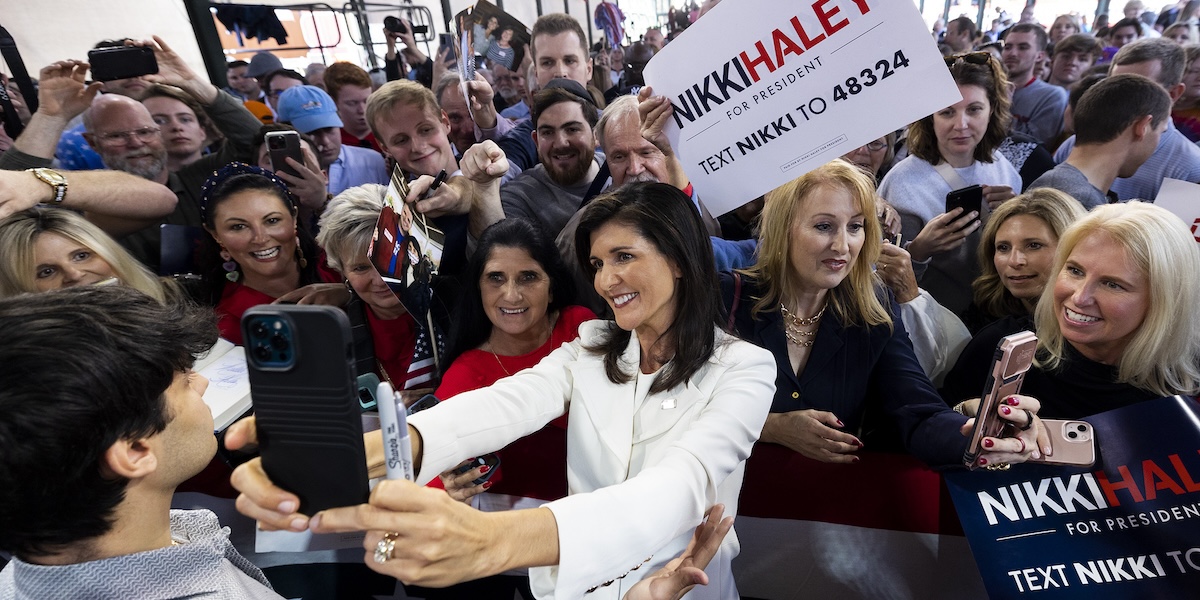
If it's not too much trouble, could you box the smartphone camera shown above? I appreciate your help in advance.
[1061,421,1092,442]
[267,135,287,150]
[384,16,407,34]
[243,315,296,369]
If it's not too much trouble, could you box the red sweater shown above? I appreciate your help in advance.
[433,305,595,500]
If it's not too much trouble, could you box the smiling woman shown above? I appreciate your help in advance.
[947,201,1200,418]
[199,163,338,344]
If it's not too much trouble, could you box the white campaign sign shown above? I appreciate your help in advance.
[1154,177,1200,245]
[643,0,961,216]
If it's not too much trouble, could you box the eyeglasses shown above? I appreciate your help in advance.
[864,140,888,152]
[944,51,992,67]
[95,126,160,146]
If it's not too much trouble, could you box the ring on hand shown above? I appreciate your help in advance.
[1016,437,1026,454]
[1018,409,1034,431]
[985,462,1011,471]
[374,532,400,564]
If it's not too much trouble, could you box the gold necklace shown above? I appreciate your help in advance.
[780,303,826,347]
[488,346,512,377]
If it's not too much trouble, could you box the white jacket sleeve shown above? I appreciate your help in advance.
[898,289,971,387]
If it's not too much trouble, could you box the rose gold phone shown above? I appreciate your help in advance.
[963,330,1038,470]
[1031,420,1096,467]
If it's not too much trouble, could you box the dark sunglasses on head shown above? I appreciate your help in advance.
[944,51,992,67]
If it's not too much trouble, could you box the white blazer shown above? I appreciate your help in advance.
[410,321,775,599]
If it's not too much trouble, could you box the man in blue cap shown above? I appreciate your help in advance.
[276,84,388,195]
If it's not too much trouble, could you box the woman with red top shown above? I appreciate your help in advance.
[424,217,593,599]
[200,163,339,344]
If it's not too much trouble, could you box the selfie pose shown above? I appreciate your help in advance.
[879,52,1022,315]
[231,182,777,599]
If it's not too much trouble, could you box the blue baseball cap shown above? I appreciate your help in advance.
[275,85,343,133]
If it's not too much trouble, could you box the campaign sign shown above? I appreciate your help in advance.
[641,0,959,216]
[944,396,1200,599]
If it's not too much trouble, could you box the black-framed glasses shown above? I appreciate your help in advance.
[944,51,992,67]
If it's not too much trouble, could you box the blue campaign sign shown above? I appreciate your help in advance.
[945,395,1200,599]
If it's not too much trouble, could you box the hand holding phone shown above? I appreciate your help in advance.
[1031,420,1096,467]
[265,130,303,179]
[88,46,158,82]
[945,185,983,222]
[963,331,1038,470]
[243,305,370,515]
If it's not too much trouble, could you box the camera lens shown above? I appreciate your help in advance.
[1076,424,1087,432]
[1067,431,1078,439]
[270,333,289,351]
[251,321,269,339]
[253,344,272,362]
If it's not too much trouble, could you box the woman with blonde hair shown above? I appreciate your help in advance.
[0,207,169,301]
[948,202,1200,418]
[722,159,1040,467]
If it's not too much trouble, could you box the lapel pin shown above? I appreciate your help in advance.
[661,398,677,410]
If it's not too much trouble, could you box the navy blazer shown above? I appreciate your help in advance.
[720,272,969,468]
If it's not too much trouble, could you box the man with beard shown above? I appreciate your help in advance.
[499,79,601,238]
[1004,24,1068,145]
[495,62,530,121]
[1,36,263,272]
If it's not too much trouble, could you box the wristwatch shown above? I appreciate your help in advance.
[27,167,68,204]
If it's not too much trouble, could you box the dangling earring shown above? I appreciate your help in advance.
[295,235,308,269]
[220,250,240,283]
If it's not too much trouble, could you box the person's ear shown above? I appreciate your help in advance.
[1130,114,1154,140]
[1168,82,1186,103]
[101,437,158,480]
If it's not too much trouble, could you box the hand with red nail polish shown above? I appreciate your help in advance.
[759,409,861,464]
[439,458,492,504]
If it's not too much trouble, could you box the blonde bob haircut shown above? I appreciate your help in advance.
[0,207,167,302]
[1033,201,1200,397]
[973,188,1085,319]
[315,184,386,274]
[744,159,891,329]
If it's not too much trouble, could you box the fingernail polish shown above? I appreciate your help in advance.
[1001,406,1012,415]
[478,465,490,474]
[855,440,864,447]
[1006,396,1020,406]
[978,457,988,466]
[852,456,860,463]
[482,481,493,489]
[982,438,994,448]
[836,419,845,427]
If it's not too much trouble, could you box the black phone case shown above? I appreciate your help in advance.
[243,305,369,515]
[945,184,983,216]
[266,131,303,179]
[87,46,157,82]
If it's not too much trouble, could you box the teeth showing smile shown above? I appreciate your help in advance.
[250,247,280,260]
[499,307,527,315]
[1065,307,1099,323]
[613,292,638,307]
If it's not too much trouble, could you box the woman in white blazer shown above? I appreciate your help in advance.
[230,182,777,599]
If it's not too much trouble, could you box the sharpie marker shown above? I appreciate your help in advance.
[421,169,448,199]
[376,381,415,481]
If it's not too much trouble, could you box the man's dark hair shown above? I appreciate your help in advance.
[0,286,217,558]
[530,13,589,58]
[263,69,307,92]
[1009,23,1049,49]
[1112,37,1187,88]
[1068,73,1107,112]
[1110,17,1146,39]
[531,84,599,130]
[1074,73,1172,145]
[1053,34,1103,61]
[227,60,249,69]
[950,16,977,40]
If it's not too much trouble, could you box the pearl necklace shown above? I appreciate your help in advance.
[780,302,826,347]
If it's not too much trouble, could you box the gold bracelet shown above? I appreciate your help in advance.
[952,401,969,416]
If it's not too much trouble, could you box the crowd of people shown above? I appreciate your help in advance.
[2,1,1200,598]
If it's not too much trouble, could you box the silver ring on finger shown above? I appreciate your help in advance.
[1019,409,1034,431]
[374,532,400,564]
